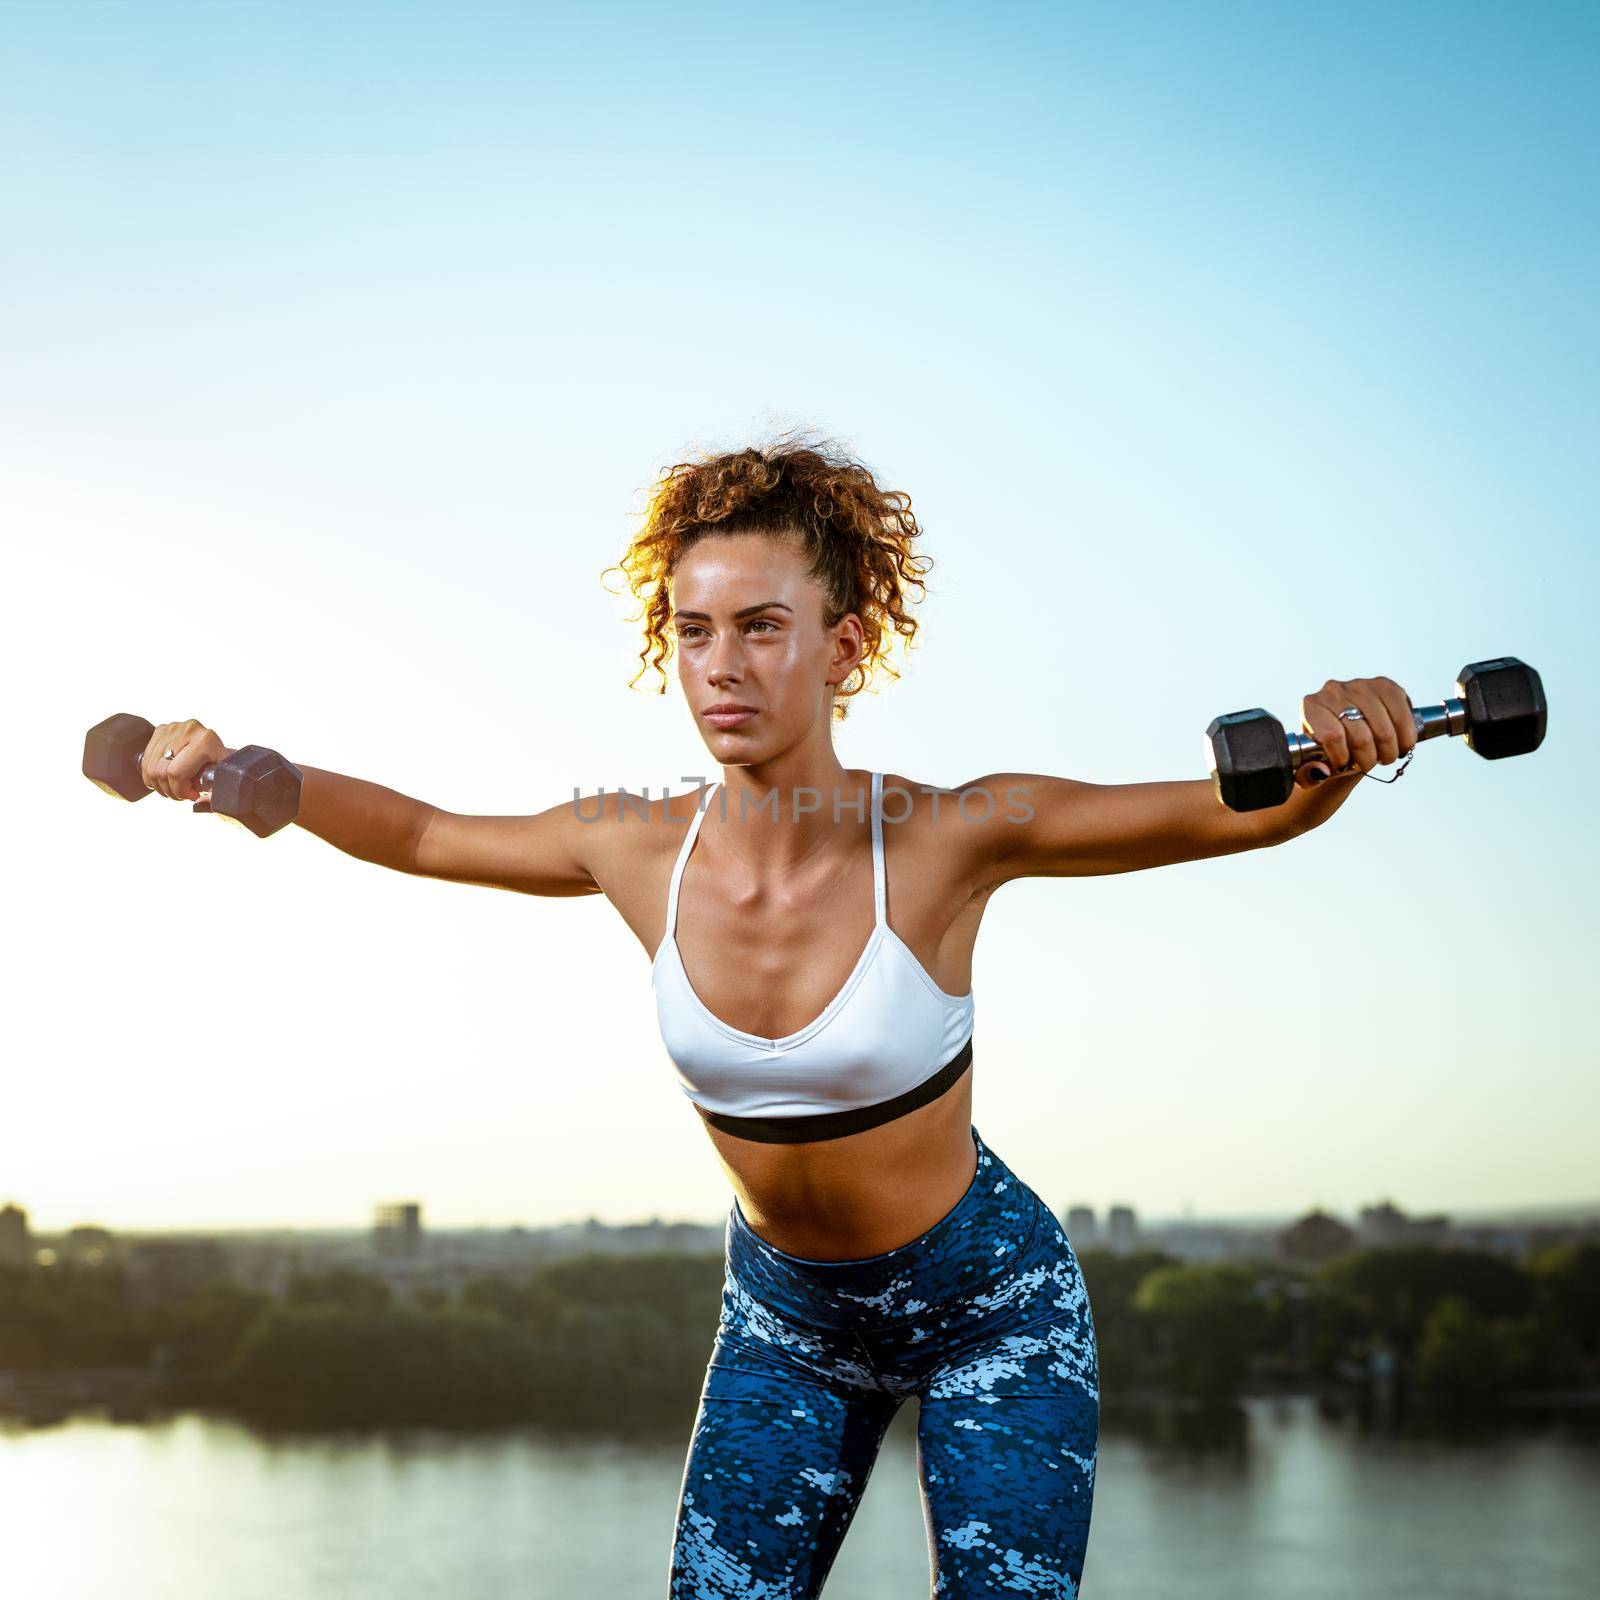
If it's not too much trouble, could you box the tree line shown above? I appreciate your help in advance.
[0,1241,1594,1430]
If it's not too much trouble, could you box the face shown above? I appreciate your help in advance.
[669,532,864,761]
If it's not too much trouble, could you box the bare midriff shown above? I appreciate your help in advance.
[698,1066,978,1260]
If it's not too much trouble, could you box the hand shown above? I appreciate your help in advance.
[140,719,230,803]
[1295,676,1419,789]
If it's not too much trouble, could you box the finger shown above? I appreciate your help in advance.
[142,723,176,798]
[1351,680,1401,764]
[158,723,193,799]
[139,725,170,793]
[1333,687,1381,771]
[166,731,210,802]
[148,721,197,799]
[1371,677,1418,756]
[1302,681,1353,769]
[170,722,219,802]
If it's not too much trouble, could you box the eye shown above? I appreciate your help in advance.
[675,619,775,640]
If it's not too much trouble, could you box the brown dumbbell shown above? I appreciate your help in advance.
[83,713,303,838]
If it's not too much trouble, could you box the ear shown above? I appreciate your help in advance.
[832,608,870,665]
[828,612,866,683]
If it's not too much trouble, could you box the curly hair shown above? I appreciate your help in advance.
[603,430,932,723]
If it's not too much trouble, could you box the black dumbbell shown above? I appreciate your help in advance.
[1206,657,1548,812]
[83,713,304,838]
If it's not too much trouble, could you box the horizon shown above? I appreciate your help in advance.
[11,1192,1599,1240]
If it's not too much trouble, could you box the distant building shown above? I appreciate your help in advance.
[373,1202,424,1259]
[1107,1205,1138,1255]
[532,1215,726,1259]
[0,1202,29,1268]
[123,1238,231,1306]
[1453,1217,1600,1261]
[1065,1206,1097,1247]
[1357,1199,1451,1248]
[225,1238,300,1297]
[64,1224,117,1268]
[1146,1221,1277,1263]
[1278,1207,1356,1263]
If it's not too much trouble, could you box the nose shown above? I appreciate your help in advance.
[705,630,746,685]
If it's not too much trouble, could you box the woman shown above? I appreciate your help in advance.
[141,435,1416,1597]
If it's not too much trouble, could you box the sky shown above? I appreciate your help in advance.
[2,0,1594,1232]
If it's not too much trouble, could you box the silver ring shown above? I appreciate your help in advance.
[1336,706,1364,723]
[163,747,176,760]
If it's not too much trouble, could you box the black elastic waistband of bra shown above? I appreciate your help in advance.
[697,1034,974,1145]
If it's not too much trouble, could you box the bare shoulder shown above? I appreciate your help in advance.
[876,769,1010,907]
[575,782,702,877]
[576,783,713,955]
[411,781,707,906]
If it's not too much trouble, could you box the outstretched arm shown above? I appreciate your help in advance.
[962,769,1354,884]
[962,674,1417,885]
[295,767,601,897]
[132,719,602,896]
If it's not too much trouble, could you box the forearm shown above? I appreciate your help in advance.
[292,764,436,873]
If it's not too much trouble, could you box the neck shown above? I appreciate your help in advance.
[702,759,871,871]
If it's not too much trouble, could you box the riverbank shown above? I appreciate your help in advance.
[0,1367,162,1428]
[6,1366,1599,1434]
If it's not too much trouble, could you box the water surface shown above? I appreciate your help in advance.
[2,1397,1595,1597]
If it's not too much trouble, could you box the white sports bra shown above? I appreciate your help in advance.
[652,771,976,1143]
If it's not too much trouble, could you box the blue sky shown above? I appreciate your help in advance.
[3,0,1594,1229]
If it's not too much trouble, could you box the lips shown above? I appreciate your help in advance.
[704,706,757,726]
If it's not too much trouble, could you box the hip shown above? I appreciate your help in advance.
[716,1125,1099,1401]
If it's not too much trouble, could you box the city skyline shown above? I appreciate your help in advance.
[6,1188,1598,1239]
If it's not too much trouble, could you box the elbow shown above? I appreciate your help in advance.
[407,805,442,876]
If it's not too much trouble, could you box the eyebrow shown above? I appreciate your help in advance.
[672,600,793,622]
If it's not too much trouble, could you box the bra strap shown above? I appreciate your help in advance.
[665,781,718,938]
[871,771,886,925]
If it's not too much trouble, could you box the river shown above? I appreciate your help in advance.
[2,1396,1596,1597]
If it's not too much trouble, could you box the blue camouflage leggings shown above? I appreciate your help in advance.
[669,1126,1099,1597]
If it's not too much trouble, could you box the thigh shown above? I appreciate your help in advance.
[670,1325,903,1599]
[916,1391,1097,1598]
[913,1212,1100,1597]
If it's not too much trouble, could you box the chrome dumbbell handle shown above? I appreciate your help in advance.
[1283,699,1467,774]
